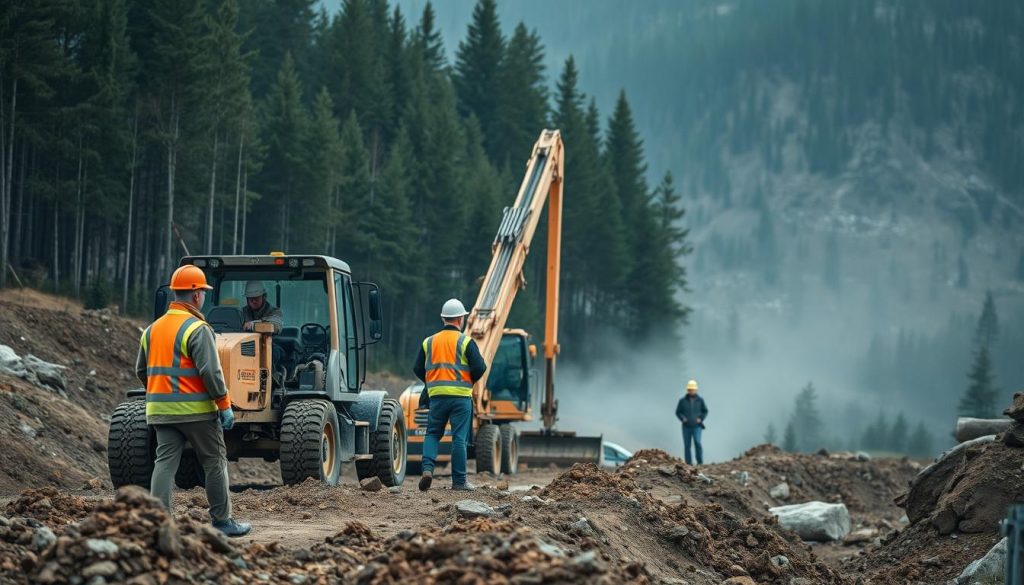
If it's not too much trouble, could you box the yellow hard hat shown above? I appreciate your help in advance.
[686,379,699,391]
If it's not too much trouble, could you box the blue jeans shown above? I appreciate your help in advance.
[683,425,703,465]
[422,396,472,486]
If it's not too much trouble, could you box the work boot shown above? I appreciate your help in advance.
[452,481,476,492]
[213,518,252,537]
[418,471,433,492]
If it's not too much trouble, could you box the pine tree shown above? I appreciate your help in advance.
[907,422,934,458]
[793,383,823,452]
[453,0,505,162]
[764,423,778,445]
[889,412,909,453]
[974,291,999,348]
[334,111,373,264]
[305,87,342,254]
[259,52,309,252]
[497,23,548,165]
[412,2,445,73]
[959,345,998,418]
[782,419,797,452]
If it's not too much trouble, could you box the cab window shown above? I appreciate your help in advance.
[334,271,359,391]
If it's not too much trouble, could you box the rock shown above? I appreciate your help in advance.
[931,506,958,535]
[196,524,234,554]
[1006,392,1024,423]
[537,541,565,558]
[288,574,308,585]
[19,422,37,439]
[722,577,756,585]
[771,555,790,568]
[495,480,509,490]
[734,471,749,486]
[521,495,549,505]
[571,550,599,570]
[85,539,119,556]
[1003,423,1024,448]
[855,451,871,461]
[0,345,28,377]
[573,518,594,535]
[843,527,879,544]
[31,527,56,552]
[359,477,384,492]
[657,465,676,476]
[696,473,713,484]
[728,564,748,576]
[661,495,683,505]
[82,561,118,578]
[816,448,830,456]
[230,556,249,570]
[955,537,1006,584]
[24,355,67,391]
[790,579,813,585]
[769,501,851,541]
[387,486,401,494]
[157,522,181,557]
[455,500,496,519]
[769,482,791,500]
[82,478,103,490]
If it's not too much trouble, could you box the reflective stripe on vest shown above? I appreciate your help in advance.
[144,305,223,417]
[423,330,473,397]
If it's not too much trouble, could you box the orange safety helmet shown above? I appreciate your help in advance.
[169,265,214,291]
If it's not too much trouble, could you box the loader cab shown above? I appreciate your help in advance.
[487,329,534,416]
[156,255,382,399]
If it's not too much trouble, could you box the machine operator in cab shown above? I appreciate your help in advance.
[413,298,487,492]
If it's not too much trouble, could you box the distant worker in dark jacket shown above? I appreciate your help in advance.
[676,379,708,465]
[413,298,487,492]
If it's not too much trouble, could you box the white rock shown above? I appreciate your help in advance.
[455,500,496,518]
[769,482,791,500]
[955,537,1005,584]
[769,501,851,542]
[23,355,67,391]
[0,345,27,377]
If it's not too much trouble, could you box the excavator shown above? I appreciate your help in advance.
[399,130,602,475]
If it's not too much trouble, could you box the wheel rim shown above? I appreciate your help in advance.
[322,421,336,479]
[391,421,405,475]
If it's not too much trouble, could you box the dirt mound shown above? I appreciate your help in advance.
[849,434,1022,583]
[544,463,850,584]
[4,487,94,526]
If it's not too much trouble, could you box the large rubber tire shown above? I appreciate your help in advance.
[500,424,519,475]
[475,424,501,475]
[174,449,206,489]
[279,400,342,486]
[355,399,407,486]
[108,400,155,489]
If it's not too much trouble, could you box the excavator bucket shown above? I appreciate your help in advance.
[518,431,603,467]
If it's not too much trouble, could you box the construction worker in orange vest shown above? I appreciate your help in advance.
[413,298,487,492]
[135,265,251,537]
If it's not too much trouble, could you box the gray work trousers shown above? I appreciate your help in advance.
[151,418,231,522]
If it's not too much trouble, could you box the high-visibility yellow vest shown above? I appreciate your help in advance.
[142,302,229,417]
[422,329,473,398]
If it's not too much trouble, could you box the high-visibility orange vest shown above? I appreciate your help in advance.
[141,302,229,417]
[422,329,473,398]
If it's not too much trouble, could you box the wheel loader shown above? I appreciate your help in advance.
[399,130,602,475]
[107,254,407,489]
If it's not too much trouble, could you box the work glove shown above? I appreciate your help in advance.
[220,408,235,431]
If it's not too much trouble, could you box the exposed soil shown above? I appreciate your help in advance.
[0,289,1018,584]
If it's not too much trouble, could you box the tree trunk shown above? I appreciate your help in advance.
[123,108,138,313]
[11,141,26,266]
[52,197,59,293]
[206,132,219,253]
[72,145,84,296]
[240,157,248,254]
[955,417,1013,443]
[0,77,17,288]
[166,97,179,279]
[232,127,244,254]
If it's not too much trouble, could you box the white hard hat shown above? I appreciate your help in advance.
[440,298,469,319]
[244,281,267,298]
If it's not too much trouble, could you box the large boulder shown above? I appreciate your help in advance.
[955,537,1005,584]
[0,345,28,378]
[1006,392,1024,423]
[769,501,851,542]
